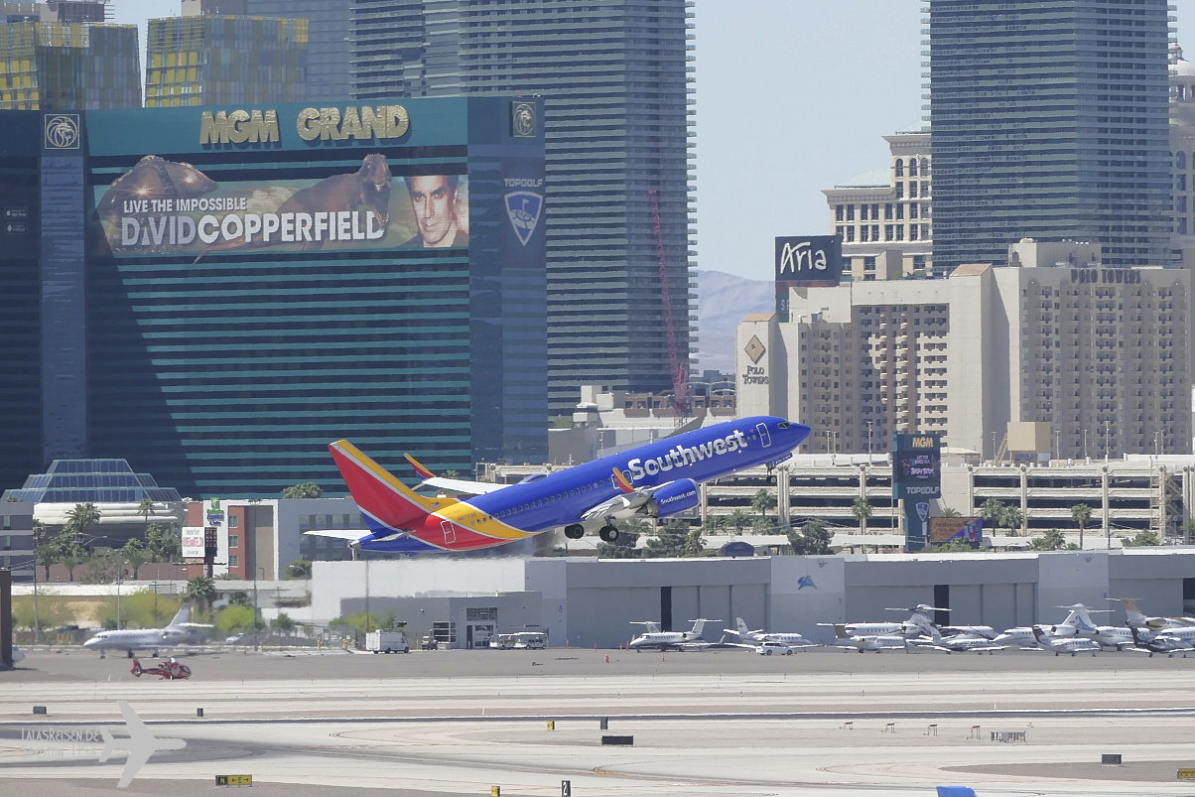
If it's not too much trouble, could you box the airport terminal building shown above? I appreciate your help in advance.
[0,97,547,497]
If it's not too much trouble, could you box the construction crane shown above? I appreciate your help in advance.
[648,189,690,427]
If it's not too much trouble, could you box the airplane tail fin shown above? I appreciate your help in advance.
[404,453,436,481]
[167,602,191,627]
[329,440,456,532]
[735,617,751,638]
[690,619,707,638]
[1114,597,1149,626]
[99,728,115,762]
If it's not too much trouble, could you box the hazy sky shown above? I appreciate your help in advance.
[111,1,1194,281]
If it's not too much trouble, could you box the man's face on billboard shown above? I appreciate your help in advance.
[409,175,456,246]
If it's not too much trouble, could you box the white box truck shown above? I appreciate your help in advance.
[365,630,410,653]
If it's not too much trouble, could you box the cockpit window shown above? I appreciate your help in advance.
[777,422,790,429]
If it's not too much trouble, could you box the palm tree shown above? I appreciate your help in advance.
[979,498,1007,535]
[1071,503,1092,549]
[939,507,962,518]
[851,495,873,534]
[1003,506,1024,537]
[725,509,752,534]
[184,576,218,615]
[137,496,156,526]
[121,538,151,580]
[64,502,102,542]
[751,489,777,518]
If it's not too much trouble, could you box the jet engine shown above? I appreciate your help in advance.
[645,479,699,517]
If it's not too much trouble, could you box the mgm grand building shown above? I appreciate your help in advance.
[0,97,546,499]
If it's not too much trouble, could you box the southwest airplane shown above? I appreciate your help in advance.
[309,416,810,555]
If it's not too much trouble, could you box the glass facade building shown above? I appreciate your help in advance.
[244,0,350,103]
[929,0,1174,270]
[348,0,695,413]
[0,96,546,498]
[0,21,139,110]
[146,15,308,107]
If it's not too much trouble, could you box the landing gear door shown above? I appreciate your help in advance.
[756,422,773,448]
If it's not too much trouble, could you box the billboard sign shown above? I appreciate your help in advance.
[930,516,983,547]
[181,526,205,560]
[95,155,469,257]
[892,433,942,500]
[774,235,843,286]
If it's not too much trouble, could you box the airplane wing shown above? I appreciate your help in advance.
[303,528,371,541]
[415,475,506,495]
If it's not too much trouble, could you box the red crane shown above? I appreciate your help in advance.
[648,189,690,426]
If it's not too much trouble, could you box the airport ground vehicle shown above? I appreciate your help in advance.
[130,657,192,679]
[365,630,410,653]
[755,640,794,656]
[490,631,547,649]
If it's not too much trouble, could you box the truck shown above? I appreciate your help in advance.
[365,630,410,654]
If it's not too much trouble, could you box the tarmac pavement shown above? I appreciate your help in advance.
[2,645,1195,796]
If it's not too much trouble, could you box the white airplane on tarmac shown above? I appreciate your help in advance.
[723,617,818,650]
[1029,625,1101,656]
[82,603,212,658]
[1067,604,1140,649]
[1114,597,1195,631]
[904,616,1005,654]
[991,605,1086,648]
[821,623,909,653]
[1123,623,1193,657]
[629,618,719,651]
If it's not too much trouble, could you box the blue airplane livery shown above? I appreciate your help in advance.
[307,416,811,554]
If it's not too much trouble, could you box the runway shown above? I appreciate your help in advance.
[2,646,1195,796]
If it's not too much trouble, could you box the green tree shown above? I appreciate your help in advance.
[227,591,252,607]
[851,495,873,534]
[939,507,962,517]
[725,509,752,534]
[786,520,833,555]
[270,612,296,636]
[1183,519,1195,545]
[1028,528,1071,551]
[64,502,102,542]
[122,537,151,580]
[682,524,706,557]
[184,576,218,614]
[137,496,156,526]
[52,527,87,581]
[979,498,1007,534]
[642,520,688,558]
[281,481,323,499]
[81,548,125,584]
[750,489,777,518]
[145,523,181,563]
[1070,503,1093,549]
[1003,505,1024,537]
[1124,530,1162,547]
[215,604,258,635]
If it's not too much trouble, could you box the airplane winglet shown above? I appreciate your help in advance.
[612,467,634,493]
[404,453,436,480]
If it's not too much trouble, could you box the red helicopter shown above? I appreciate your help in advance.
[130,657,192,680]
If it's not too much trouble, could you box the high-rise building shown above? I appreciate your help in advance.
[0,0,139,110]
[823,127,933,281]
[0,96,547,497]
[348,0,695,413]
[738,241,1192,460]
[243,0,350,102]
[929,0,1173,271]
[145,13,307,107]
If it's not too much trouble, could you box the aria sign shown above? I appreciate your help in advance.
[774,235,843,286]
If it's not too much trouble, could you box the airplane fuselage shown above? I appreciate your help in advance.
[351,416,809,554]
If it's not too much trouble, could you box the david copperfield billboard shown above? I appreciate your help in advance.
[96,154,470,257]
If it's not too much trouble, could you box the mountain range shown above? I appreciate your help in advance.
[692,270,773,375]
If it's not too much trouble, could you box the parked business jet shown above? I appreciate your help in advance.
[1113,597,1195,630]
[723,617,818,650]
[906,622,1005,654]
[991,606,1086,648]
[1124,623,1192,658]
[307,416,810,554]
[629,618,718,651]
[1029,625,1101,656]
[821,623,908,652]
[82,603,211,658]
[1066,604,1139,649]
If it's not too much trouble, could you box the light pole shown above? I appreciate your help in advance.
[866,420,874,459]
[253,566,264,651]
[1083,429,1089,460]
[1104,420,1110,462]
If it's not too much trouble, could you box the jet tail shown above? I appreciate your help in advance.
[329,440,457,532]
